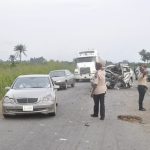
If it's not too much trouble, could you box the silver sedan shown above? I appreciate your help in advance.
[49,69,75,89]
[2,74,58,118]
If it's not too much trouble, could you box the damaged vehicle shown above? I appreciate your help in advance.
[106,64,134,89]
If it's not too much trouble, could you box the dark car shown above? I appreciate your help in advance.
[49,70,75,89]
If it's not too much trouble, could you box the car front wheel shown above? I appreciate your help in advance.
[48,103,56,116]
[3,114,10,118]
[64,82,68,89]
[71,82,75,87]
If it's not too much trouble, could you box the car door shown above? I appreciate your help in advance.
[122,66,131,83]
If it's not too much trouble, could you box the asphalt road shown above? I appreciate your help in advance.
[0,82,150,150]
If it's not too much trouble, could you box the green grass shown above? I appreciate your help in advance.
[0,61,75,100]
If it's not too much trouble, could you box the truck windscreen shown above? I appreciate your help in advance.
[75,57,96,63]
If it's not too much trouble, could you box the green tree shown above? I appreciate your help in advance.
[9,55,16,66]
[139,49,150,63]
[14,44,27,62]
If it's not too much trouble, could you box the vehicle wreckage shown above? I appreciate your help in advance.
[105,64,134,89]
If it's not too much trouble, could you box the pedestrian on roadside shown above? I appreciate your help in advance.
[137,64,148,111]
[91,62,107,120]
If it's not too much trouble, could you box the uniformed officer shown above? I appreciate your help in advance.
[91,62,107,120]
[137,65,148,111]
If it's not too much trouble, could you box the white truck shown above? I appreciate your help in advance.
[74,50,102,81]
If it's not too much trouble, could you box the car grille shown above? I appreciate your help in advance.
[16,98,38,104]
[80,67,90,74]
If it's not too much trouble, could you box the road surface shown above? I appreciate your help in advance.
[0,82,150,150]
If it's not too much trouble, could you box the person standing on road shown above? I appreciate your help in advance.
[91,62,107,120]
[137,64,148,111]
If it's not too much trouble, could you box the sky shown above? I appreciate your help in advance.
[0,0,150,63]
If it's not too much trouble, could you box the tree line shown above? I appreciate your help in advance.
[5,44,150,65]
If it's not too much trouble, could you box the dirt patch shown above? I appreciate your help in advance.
[118,115,143,123]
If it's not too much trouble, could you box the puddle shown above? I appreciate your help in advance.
[118,115,142,123]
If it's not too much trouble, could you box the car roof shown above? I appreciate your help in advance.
[18,74,50,78]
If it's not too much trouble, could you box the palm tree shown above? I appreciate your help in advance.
[14,44,27,62]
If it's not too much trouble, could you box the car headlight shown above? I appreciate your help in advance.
[74,69,79,74]
[40,94,53,102]
[3,97,15,104]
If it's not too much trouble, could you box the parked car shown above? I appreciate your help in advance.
[2,74,58,118]
[49,70,75,89]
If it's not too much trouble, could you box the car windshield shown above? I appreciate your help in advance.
[50,71,65,77]
[12,77,51,89]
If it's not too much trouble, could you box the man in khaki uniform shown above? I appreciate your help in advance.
[91,62,107,120]
[137,65,148,111]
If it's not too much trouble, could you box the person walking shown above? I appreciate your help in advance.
[91,62,107,120]
[137,64,148,111]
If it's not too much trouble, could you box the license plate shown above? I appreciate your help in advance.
[23,105,33,111]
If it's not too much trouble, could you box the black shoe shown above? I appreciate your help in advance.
[139,108,146,111]
[100,117,104,120]
[91,114,98,117]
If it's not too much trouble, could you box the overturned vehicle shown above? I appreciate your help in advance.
[105,64,134,89]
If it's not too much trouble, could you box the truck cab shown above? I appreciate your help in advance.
[74,50,100,81]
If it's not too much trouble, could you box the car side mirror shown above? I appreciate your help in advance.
[5,87,11,90]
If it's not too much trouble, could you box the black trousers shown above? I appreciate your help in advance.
[93,93,105,118]
[138,85,147,109]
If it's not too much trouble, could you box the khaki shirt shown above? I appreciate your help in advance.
[138,73,147,87]
[92,69,107,95]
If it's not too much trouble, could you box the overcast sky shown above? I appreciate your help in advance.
[0,0,150,62]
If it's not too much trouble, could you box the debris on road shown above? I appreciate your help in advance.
[118,115,142,123]
[84,122,90,127]
[59,138,68,141]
